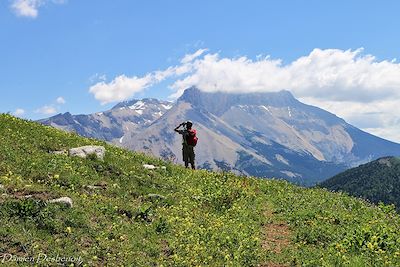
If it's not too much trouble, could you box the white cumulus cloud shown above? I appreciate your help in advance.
[35,105,57,115]
[13,108,25,117]
[88,49,201,104]
[180,48,208,64]
[89,74,155,105]
[88,48,400,142]
[10,0,66,18]
[35,96,66,117]
[56,96,66,104]
[169,48,400,102]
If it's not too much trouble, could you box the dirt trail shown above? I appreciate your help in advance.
[259,207,291,267]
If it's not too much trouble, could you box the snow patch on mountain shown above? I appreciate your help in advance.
[281,170,301,178]
[275,154,290,165]
[129,100,146,110]
[260,105,272,114]
[162,104,173,110]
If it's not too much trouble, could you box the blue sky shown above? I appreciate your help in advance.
[2,0,400,142]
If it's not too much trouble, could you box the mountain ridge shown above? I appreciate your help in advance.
[178,87,302,115]
[39,98,173,144]
[39,87,400,185]
[320,156,400,209]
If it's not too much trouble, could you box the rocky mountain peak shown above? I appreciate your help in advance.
[178,86,300,116]
[38,87,400,186]
[111,98,172,110]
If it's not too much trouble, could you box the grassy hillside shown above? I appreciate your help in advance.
[319,157,400,210]
[1,113,400,266]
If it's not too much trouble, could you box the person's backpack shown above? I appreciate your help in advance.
[186,129,198,146]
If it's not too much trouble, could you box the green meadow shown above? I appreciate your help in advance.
[1,113,399,266]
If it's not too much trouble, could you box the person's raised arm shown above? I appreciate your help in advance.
[174,123,183,133]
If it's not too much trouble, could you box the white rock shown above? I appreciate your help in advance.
[143,164,157,170]
[69,146,105,160]
[48,197,73,208]
[378,158,392,167]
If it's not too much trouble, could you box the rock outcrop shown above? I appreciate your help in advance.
[48,196,73,208]
[69,146,105,160]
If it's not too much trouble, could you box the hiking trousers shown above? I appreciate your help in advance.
[182,144,195,167]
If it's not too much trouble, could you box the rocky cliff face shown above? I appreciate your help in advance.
[39,87,400,186]
[39,98,173,145]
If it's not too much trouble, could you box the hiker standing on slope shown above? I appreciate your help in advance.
[174,121,198,169]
